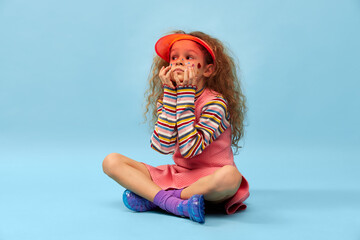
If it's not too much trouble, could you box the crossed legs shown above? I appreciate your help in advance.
[102,153,242,203]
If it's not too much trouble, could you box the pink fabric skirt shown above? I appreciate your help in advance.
[142,162,250,215]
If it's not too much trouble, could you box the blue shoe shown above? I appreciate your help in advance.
[122,189,158,212]
[177,194,205,223]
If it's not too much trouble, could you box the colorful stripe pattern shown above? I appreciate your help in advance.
[150,86,177,154]
[151,85,230,158]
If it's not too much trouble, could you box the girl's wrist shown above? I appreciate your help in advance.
[163,83,176,89]
[176,84,197,90]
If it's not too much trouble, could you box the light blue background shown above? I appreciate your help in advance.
[1,0,359,239]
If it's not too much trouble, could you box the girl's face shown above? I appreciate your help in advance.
[169,40,208,83]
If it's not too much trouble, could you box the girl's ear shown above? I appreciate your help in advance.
[203,64,215,77]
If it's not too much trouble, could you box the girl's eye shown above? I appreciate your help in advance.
[170,55,193,61]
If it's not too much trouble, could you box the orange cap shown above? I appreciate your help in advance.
[155,34,216,64]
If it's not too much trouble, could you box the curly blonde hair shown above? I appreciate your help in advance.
[144,30,247,153]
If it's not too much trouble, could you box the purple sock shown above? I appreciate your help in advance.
[169,188,183,199]
[153,190,189,217]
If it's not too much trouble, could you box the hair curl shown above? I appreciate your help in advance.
[144,30,247,153]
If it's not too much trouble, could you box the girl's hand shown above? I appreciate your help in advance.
[159,65,175,88]
[175,65,198,87]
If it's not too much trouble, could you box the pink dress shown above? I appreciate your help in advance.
[143,85,250,215]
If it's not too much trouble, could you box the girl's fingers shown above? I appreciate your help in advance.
[164,65,171,75]
[174,72,181,86]
[183,68,189,85]
[193,66,198,85]
[167,77,175,88]
[164,66,170,75]
[170,81,175,88]
[159,65,172,85]
[160,65,171,73]
[188,66,194,84]
[165,68,171,78]
[165,67,173,86]
[192,65,197,77]
[173,71,178,81]
[160,66,165,74]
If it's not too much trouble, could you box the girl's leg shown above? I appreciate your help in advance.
[180,165,242,203]
[103,153,205,223]
[102,153,162,202]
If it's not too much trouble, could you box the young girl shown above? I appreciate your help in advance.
[102,30,249,223]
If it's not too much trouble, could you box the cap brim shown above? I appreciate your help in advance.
[155,34,216,64]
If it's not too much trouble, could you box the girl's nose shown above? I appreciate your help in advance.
[175,58,184,66]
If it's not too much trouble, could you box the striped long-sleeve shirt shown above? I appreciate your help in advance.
[151,85,230,158]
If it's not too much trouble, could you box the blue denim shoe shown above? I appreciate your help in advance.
[122,189,158,212]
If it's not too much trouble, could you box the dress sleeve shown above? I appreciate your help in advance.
[176,85,231,158]
[150,85,178,154]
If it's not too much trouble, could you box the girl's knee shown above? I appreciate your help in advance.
[211,165,242,193]
[102,153,125,176]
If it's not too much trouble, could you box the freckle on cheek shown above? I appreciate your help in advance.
[197,63,201,69]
